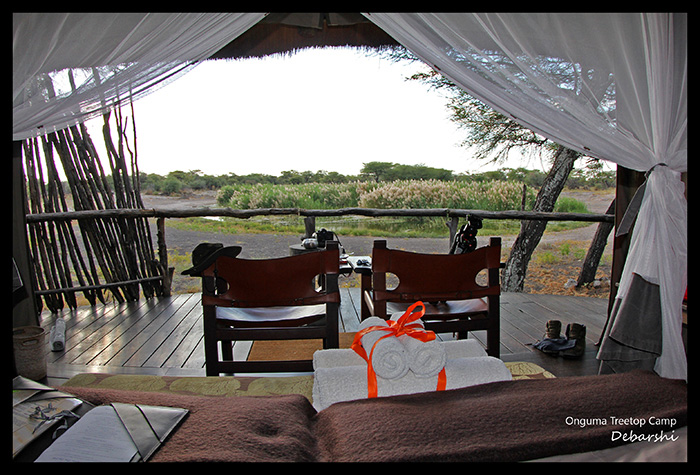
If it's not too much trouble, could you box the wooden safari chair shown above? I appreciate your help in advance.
[361,237,502,357]
[193,242,341,375]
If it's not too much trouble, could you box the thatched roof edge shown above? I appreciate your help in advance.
[209,14,400,60]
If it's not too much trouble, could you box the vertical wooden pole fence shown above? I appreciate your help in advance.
[22,109,169,312]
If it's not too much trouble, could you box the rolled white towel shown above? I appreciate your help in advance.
[389,311,446,377]
[357,317,409,380]
[312,339,487,371]
[312,356,512,411]
[398,336,446,378]
[50,317,66,352]
[389,312,489,378]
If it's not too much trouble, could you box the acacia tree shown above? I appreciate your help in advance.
[503,146,580,291]
[361,161,396,182]
[382,48,608,291]
[439,82,582,290]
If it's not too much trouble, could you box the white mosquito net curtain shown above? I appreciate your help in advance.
[13,13,687,379]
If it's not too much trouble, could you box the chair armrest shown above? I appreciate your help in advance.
[362,289,375,319]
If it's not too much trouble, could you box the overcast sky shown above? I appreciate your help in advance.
[85,47,549,177]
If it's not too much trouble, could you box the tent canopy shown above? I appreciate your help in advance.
[12,12,687,380]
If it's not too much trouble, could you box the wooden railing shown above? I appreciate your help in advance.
[26,206,613,222]
[26,206,614,302]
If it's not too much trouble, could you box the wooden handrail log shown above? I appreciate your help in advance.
[35,275,164,296]
[26,207,614,223]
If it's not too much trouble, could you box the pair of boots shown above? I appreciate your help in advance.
[534,320,586,358]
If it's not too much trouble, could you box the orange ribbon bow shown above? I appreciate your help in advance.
[351,301,447,398]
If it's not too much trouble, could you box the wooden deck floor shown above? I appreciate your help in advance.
[39,288,613,385]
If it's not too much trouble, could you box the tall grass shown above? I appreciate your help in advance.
[357,179,536,210]
[217,182,371,209]
[212,180,541,237]
[201,180,588,238]
[217,179,536,211]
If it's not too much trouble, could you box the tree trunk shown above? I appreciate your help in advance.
[501,145,580,292]
[576,198,615,287]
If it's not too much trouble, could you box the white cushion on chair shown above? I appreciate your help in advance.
[215,304,326,324]
[387,298,488,319]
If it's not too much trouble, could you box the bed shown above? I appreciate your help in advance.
[53,369,686,462]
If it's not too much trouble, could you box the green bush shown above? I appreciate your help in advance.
[162,176,182,195]
[554,196,590,213]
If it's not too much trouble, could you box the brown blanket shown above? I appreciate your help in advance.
[57,388,319,462]
[313,370,687,462]
[60,370,686,463]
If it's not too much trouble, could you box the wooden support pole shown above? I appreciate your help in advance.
[157,217,172,297]
[303,216,316,238]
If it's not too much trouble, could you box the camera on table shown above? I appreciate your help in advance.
[302,228,339,249]
[315,229,336,247]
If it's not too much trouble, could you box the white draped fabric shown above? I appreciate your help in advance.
[12,12,267,140]
[13,13,687,379]
[364,12,687,380]
[363,13,687,172]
